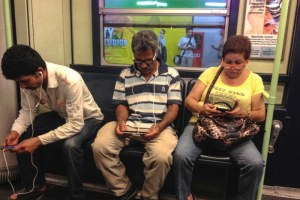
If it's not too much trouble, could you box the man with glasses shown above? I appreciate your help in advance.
[92,30,182,200]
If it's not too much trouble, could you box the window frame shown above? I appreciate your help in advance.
[92,0,240,71]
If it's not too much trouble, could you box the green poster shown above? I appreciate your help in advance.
[104,27,190,66]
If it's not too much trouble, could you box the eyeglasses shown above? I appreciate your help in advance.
[222,59,247,69]
[133,53,156,66]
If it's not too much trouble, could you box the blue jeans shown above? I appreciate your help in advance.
[17,111,102,200]
[173,124,264,200]
[181,57,193,67]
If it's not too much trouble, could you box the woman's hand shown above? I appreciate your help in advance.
[201,103,225,117]
[225,101,247,118]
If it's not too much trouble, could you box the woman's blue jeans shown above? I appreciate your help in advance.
[17,111,102,200]
[173,124,264,200]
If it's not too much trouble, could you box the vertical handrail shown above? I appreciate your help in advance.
[256,0,290,199]
[3,0,13,48]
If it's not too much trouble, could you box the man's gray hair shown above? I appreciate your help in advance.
[131,30,159,54]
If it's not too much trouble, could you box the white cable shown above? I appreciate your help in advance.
[133,62,158,132]
[152,87,156,129]
[152,64,157,129]
[131,77,142,133]
[2,149,16,194]
[14,92,40,196]
[4,80,43,197]
[131,59,158,133]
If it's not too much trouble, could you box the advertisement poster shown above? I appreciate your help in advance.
[103,15,198,67]
[103,15,223,68]
[104,27,189,66]
[243,0,282,59]
[192,32,204,67]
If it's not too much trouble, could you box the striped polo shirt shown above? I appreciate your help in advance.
[113,61,182,130]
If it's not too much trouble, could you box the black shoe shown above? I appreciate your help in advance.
[113,186,137,200]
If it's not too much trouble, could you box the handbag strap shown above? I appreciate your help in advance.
[181,36,192,56]
[204,67,224,103]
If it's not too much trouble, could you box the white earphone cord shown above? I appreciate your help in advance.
[2,149,16,194]
[132,61,158,133]
[2,76,43,196]
[132,78,142,133]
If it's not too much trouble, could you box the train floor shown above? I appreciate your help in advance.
[1,181,300,200]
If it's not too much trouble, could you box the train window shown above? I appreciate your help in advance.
[95,0,236,70]
[103,15,225,68]
[103,0,227,9]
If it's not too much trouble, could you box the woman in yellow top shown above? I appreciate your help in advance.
[174,35,266,200]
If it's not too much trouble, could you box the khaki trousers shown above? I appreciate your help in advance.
[92,121,178,199]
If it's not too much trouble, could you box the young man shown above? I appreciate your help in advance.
[177,27,196,67]
[1,45,104,200]
[92,30,182,200]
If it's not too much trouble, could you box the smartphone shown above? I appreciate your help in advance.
[123,130,147,136]
[214,101,236,112]
[216,106,231,112]
[0,145,15,150]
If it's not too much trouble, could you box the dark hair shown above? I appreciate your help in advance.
[222,35,252,60]
[1,44,46,80]
[131,30,159,54]
[186,27,193,33]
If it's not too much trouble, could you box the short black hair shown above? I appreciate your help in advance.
[186,27,193,33]
[1,44,46,80]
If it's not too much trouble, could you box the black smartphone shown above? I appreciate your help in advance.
[123,130,147,136]
[214,101,236,112]
[0,145,15,150]
[216,106,231,112]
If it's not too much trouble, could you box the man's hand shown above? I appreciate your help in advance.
[144,123,163,140]
[115,120,127,136]
[13,137,42,154]
[3,131,20,147]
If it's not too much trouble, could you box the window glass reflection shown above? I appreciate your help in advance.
[103,15,225,68]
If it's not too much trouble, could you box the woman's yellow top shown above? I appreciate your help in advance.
[190,66,264,123]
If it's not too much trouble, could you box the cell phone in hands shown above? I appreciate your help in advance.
[216,106,232,112]
[122,130,148,137]
[214,101,237,112]
[0,145,15,150]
